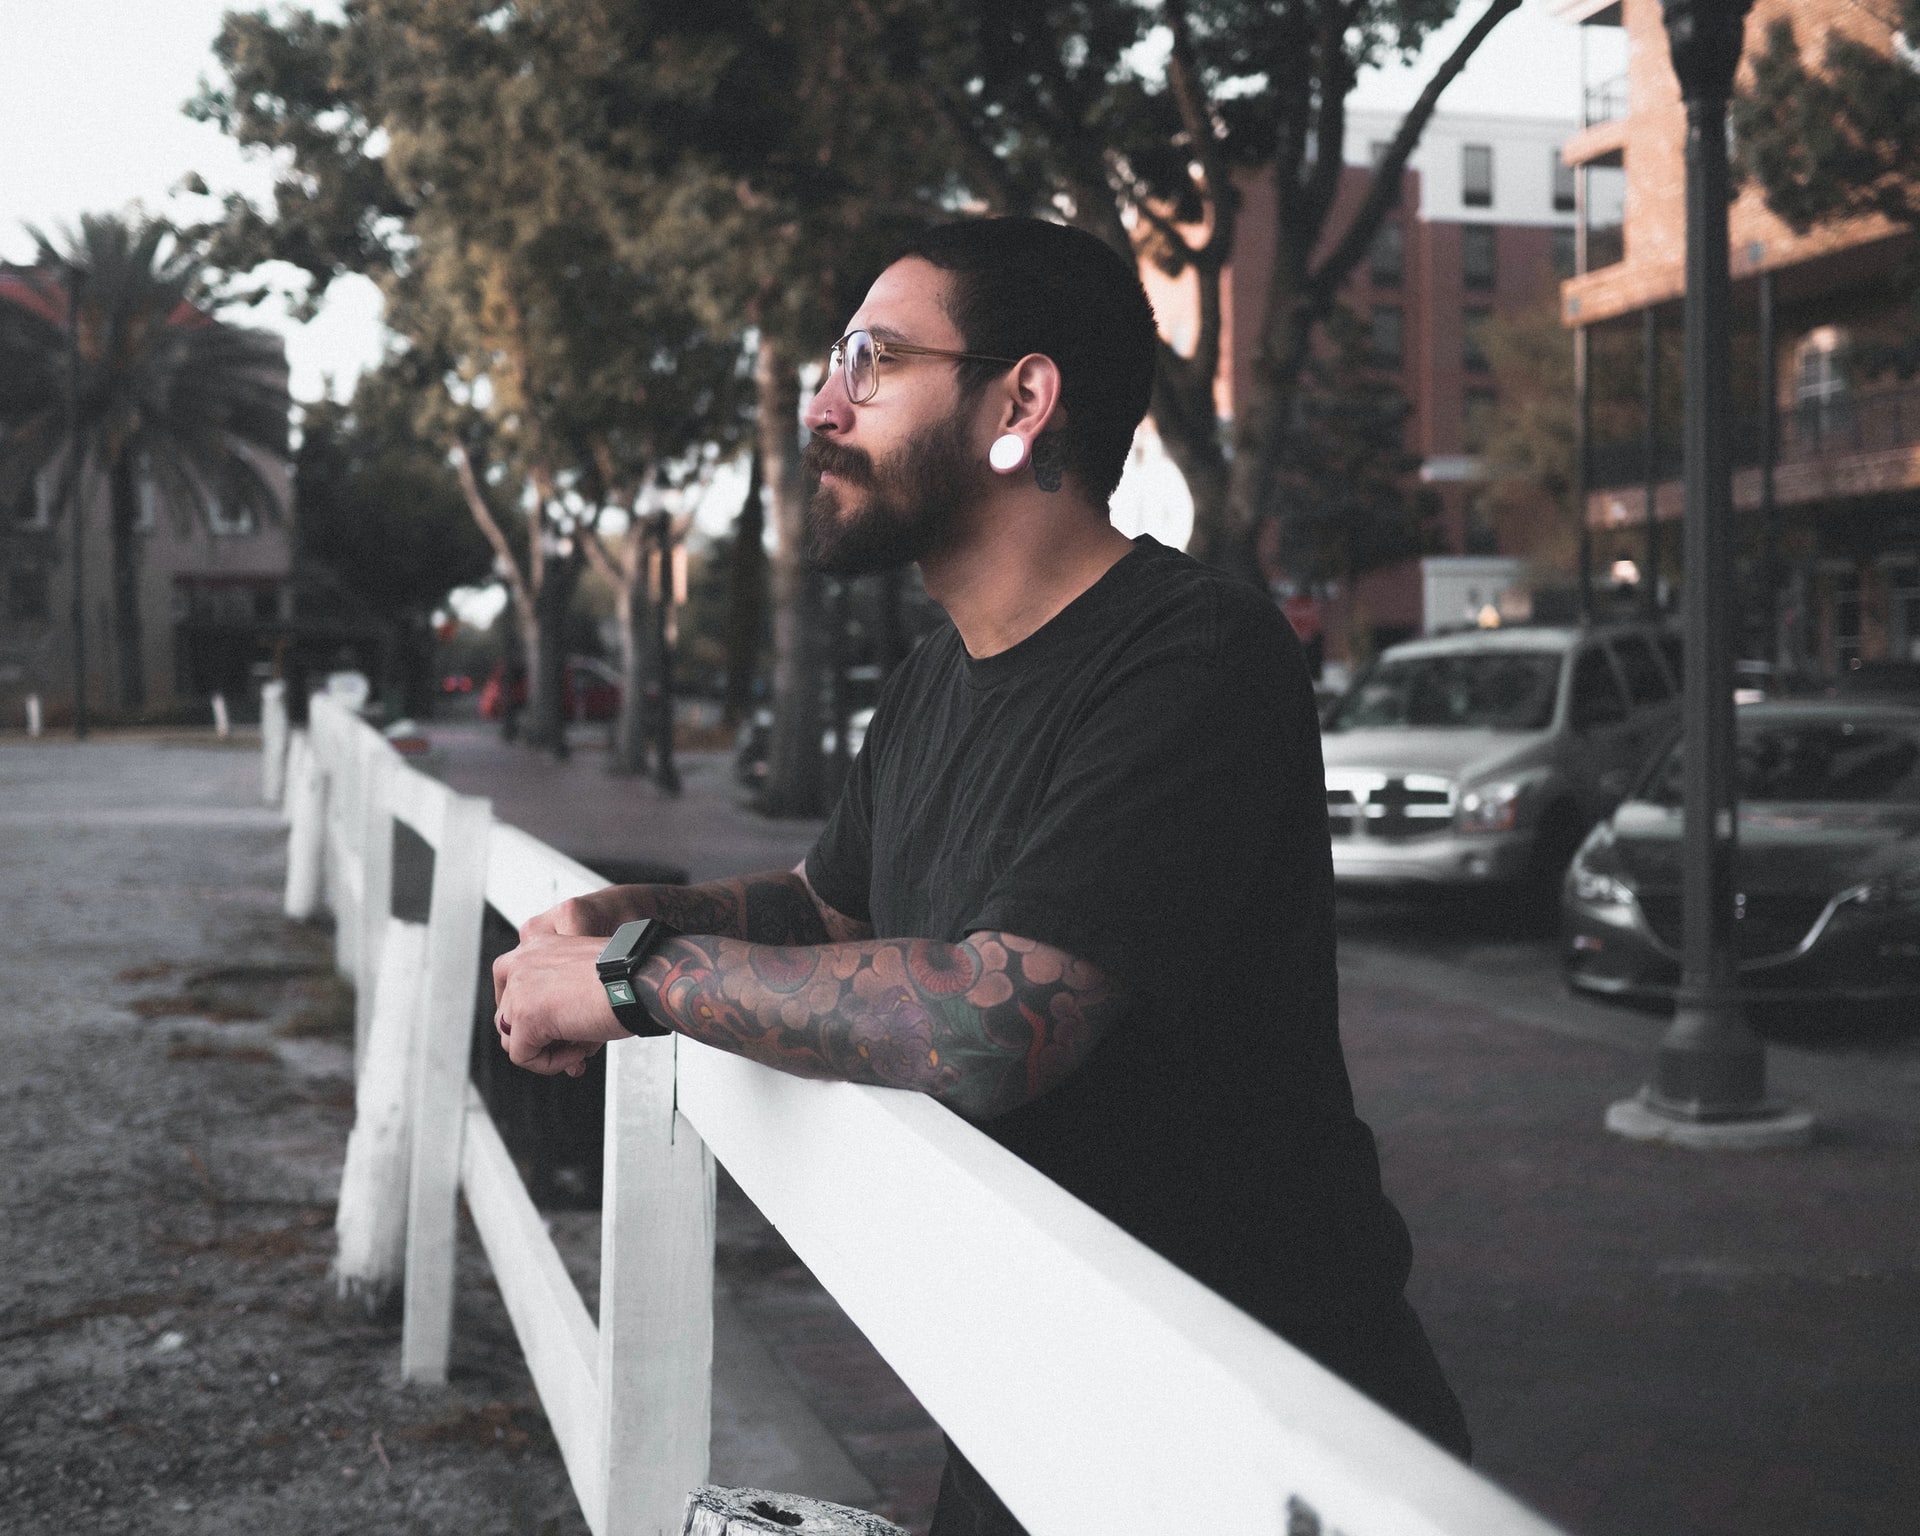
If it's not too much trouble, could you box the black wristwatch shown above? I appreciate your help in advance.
[595,918,679,1037]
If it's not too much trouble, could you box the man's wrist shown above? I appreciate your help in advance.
[595,919,679,1037]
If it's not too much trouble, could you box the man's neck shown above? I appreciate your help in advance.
[921,488,1136,659]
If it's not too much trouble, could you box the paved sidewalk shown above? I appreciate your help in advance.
[432,721,1920,1536]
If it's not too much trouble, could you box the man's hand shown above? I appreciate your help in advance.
[518,887,642,942]
[493,932,635,1077]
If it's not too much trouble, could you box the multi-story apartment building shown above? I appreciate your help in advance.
[1133,108,1581,662]
[1559,0,1920,670]
[0,268,294,726]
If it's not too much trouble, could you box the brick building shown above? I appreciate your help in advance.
[1559,0,1920,669]
[1135,108,1580,662]
[0,268,295,727]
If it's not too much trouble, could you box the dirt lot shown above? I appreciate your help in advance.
[0,737,944,1536]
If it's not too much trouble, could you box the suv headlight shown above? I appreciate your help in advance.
[1457,781,1523,834]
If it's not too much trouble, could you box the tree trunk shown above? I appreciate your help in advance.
[521,544,580,759]
[723,450,766,727]
[608,524,655,777]
[756,333,828,818]
[107,452,145,716]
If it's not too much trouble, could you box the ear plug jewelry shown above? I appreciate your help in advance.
[988,433,1028,473]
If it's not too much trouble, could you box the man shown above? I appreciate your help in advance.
[493,217,1468,1533]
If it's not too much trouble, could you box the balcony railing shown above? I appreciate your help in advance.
[1588,380,1920,490]
[1584,74,1630,127]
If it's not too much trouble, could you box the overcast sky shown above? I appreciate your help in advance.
[1,0,1585,406]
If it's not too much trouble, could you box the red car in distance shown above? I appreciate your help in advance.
[478,657,621,723]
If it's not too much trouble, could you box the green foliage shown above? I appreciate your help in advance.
[1272,308,1422,584]
[293,370,495,621]
[1733,0,1920,239]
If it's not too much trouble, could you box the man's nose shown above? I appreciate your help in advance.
[803,368,848,435]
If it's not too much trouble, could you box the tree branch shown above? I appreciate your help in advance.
[1312,0,1522,303]
[451,440,532,629]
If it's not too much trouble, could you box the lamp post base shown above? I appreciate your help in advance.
[1606,1088,1814,1150]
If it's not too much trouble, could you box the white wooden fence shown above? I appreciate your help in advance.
[264,687,1569,1536]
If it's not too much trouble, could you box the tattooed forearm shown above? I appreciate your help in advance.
[636,931,1124,1121]
[594,868,871,945]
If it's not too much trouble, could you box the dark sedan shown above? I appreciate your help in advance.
[1562,701,1920,1013]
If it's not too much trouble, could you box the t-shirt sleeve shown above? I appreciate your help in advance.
[804,727,876,927]
[963,610,1316,1007]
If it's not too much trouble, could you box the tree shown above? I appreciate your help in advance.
[917,0,1521,570]
[0,214,290,715]
[195,1,755,759]
[1269,307,1423,660]
[1733,0,1920,373]
[292,366,495,712]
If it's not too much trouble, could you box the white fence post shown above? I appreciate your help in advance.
[594,1036,717,1536]
[333,916,430,1311]
[401,790,493,1385]
[330,708,366,987]
[283,729,327,921]
[260,680,288,805]
[355,740,396,1073]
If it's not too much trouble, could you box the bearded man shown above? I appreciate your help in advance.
[492,217,1468,1533]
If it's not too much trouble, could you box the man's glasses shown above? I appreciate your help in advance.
[827,328,1018,405]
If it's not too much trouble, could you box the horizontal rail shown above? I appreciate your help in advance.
[677,1045,1558,1536]
[386,759,451,845]
[461,1084,604,1512]
[486,821,606,930]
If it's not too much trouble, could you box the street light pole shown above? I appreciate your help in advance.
[652,508,681,797]
[1609,0,1811,1148]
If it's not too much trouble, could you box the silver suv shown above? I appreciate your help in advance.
[1320,624,1681,896]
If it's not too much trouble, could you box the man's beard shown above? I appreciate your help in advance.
[802,412,978,575]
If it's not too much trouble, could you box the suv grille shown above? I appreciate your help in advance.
[1326,774,1454,841]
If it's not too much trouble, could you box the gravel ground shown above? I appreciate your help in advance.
[0,739,591,1536]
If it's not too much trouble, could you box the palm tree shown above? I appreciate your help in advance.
[0,214,290,715]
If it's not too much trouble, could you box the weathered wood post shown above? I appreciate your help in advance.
[330,710,367,987]
[682,1488,907,1536]
[595,1037,717,1536]
[260,680,288,805]
[333,917,430,1312]
[283,729,327,921]
[401,790,493,1384]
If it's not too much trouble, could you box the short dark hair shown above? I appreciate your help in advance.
[887,218,1158,505]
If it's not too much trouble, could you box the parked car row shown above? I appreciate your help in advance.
[1318,623,1920,1021]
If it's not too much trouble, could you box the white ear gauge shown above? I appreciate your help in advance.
[989,433,1028,473]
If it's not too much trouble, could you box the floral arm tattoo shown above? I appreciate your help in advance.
[607,868,872,946]
[636,932,1125,1122]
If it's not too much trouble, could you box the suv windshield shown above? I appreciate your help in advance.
[1328,651,1562,732]
[1645,717,1920,805]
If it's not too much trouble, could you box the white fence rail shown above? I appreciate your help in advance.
[272,689,1567,1536]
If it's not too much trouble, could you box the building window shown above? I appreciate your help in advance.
[1462,144,1494,208]
[1463,307,1493,373]
[1369,140,1392,168]
[1463,388,1498,454]
[1370,306,1405,369]
[1464,492,1499,555]
[1793,329,1851,445]
[1581,154,1626,271]
[1888,562,1920,662]
[1462,225,1496,290]
[1552,152,1577,213]
[1551,226,1577,281]
[6,565,49,623]
[1369,222,1405,287]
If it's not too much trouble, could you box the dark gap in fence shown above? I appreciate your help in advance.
[392,821,434,923]
[463,852,688,1213]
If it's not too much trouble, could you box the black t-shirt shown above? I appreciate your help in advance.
[806,536,1415,1338]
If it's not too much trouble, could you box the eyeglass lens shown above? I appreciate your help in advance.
[842,330,877,403]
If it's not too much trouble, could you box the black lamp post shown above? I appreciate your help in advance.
[1608,0,1811,1147]
[652,508,681,796]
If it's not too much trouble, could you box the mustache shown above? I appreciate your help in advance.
[803,437,873,484]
